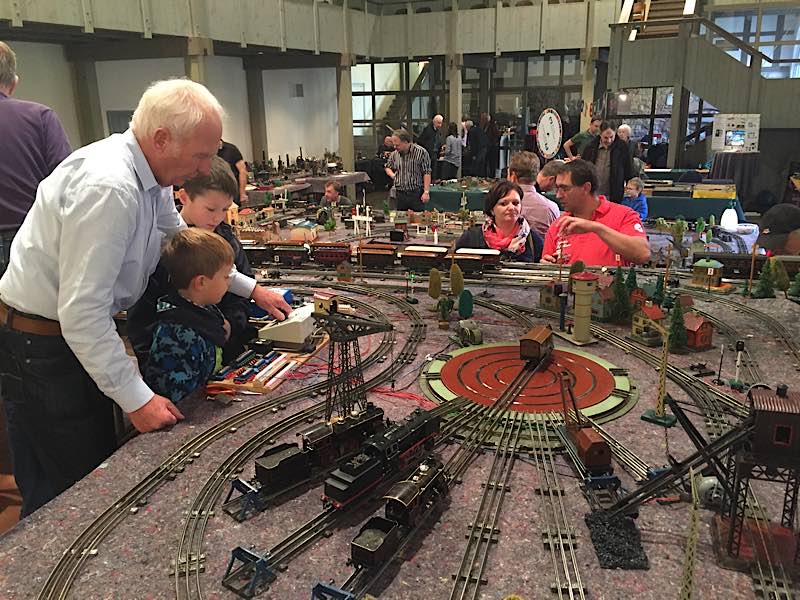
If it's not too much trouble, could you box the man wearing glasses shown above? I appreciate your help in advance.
[541,160,650,266]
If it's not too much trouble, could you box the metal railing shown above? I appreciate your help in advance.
[610,16,800,67]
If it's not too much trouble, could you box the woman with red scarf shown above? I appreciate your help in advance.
[455,180,543,262]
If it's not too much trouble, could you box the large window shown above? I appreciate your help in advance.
[709,6,800,78]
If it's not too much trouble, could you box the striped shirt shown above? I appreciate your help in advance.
[387,143,431,191]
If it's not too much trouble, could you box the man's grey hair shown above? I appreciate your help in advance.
[0,41,18,90]
[465,120,474,128]
[618,124,632,136]
[392,129,412,143]
[130,78,224,141]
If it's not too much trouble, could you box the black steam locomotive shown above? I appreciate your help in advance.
[224,403,386,521]
[323,408,441,509]
[351,455,448,568]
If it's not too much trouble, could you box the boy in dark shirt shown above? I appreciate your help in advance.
[144,228,233,403]
[128,156,256,367]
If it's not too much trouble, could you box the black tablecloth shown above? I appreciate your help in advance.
[709,152,759,209]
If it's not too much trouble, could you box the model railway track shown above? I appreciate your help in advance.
[746,494,797,600]
[529,415,586,599]
[449,412,524,600]
[37,292,398,600]
[681,290,800,366]
[174,288,429,600]
[691,309,765,384]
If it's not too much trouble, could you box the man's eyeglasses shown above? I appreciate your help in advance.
[555,184,575,193]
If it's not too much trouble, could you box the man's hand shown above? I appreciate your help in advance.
[558,216,598,236]
[240,193,248,204]
[252,285,292,320]
[421,191,430,203]
[129,394,184,433]
[541,253,557,264]
[222,319,231,342]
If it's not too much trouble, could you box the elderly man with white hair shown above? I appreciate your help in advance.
[0,78,291,517]
[418,114,444,180]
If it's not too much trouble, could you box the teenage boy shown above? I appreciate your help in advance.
[144,228,233,403]
[128,156,255,366]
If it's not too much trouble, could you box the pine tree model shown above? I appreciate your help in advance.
[668,299,688,352]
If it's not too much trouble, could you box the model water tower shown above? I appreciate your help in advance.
[570,272,599,344]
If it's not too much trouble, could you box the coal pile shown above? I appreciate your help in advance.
[585,512,649,570]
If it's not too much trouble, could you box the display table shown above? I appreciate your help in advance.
[709,151,759,208]
[644,168,708,182]
[428,185,488,211]
[295,171,371,194]
[646,195,745,222]
[245,183,311,206]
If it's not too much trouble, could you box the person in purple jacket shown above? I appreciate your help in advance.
[0,41,72,276]
[0,41,71,484]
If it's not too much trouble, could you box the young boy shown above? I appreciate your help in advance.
[144,228,233,403]
[128,156,256,366]
[622,177,649,221]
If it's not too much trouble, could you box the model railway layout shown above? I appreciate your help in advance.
[28,256,800,600]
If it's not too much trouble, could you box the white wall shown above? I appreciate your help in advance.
[262,67,338,164]
[205,56,253,161]
[94,56,252,160]
[95,57,185,137]
[10,41,82,149]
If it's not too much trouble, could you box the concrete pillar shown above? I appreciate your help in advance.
[579,49,597,129]
[246,68,269,165]
[184,37,214,84]
[667,22,690,168]
[448,54,464,177]
[667,86,689,168]
[748,55,762,113]
[71,60,105,144]
[338,54,356,199]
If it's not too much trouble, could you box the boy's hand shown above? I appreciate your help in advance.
[251,286,292,320]
[223,319,231,342]
[129,394,185,433]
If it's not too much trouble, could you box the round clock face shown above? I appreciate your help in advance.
[537,108,563,159]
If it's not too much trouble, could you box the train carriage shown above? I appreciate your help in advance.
[399,245,449,272]
[311,242,352,266]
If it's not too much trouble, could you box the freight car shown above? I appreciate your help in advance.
[272,241,309,266]
[323,408,441,509]
[399,245,449,272]
[311,242,352,266]
[519,324,554,366]
[356,243,397,270]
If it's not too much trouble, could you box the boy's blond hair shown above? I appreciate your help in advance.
[161,229,234,290]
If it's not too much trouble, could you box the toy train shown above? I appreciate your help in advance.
[350,455,448,569]
[519,324,554,367]
[224,403,386,520]
[692,252,800,280]
[243,241,501,275]
[323,408,442,509]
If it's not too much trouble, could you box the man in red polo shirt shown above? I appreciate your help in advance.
[542,159,650,266]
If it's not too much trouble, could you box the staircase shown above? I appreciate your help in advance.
[638,0,686,39]
[377,62,431,130]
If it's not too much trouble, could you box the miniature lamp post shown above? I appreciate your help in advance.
[730,340,745,390]
[433,224,438,245]
[641,321,677,427]
[712,344,725,386]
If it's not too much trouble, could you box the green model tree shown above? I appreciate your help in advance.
[382,199,391,215]
[428,268,442,300]
[770,257,790,298]
[437,295,454,325]
[625,266,638,294]
[324,218,336,232]
[611,267,631,324]
[752,258,776,299]
[653,276,665,306]
[656,218,689,259]
[668,298,688,352]
[788,272,800,297]
[708,214,716,228]
[458,290,474,319]
[450,263,465,297]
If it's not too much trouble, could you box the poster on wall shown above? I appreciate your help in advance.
[711,113,760,152]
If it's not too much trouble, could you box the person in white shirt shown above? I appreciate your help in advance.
[0,79,290,516]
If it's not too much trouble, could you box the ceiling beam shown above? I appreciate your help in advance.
[242,53,340,70]
[65,37,190,62]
